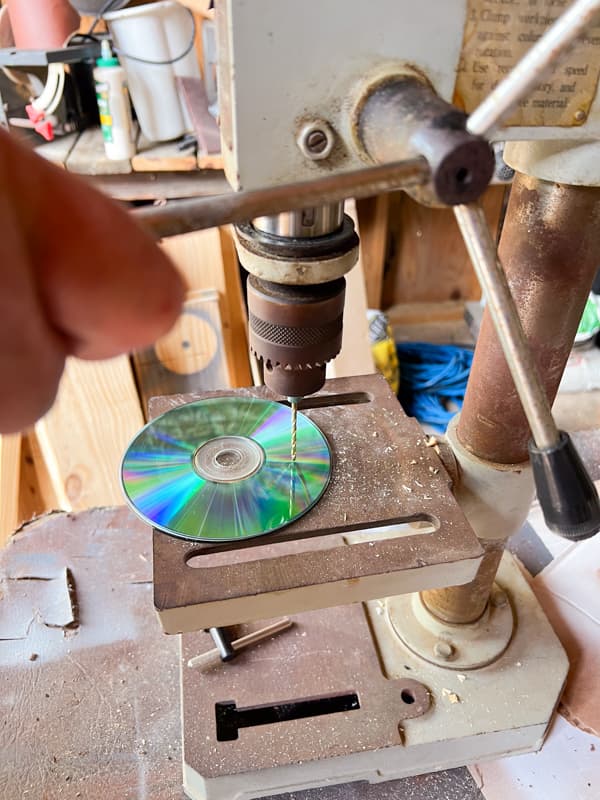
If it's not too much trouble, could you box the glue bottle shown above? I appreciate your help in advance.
[93,39,136,160]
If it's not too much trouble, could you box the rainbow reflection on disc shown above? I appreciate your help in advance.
[120,397,331,541]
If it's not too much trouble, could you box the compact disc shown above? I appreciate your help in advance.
[121,397,331,541]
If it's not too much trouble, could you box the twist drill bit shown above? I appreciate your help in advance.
[290,400,298,462]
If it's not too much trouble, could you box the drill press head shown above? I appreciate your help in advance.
[235,204,359,399]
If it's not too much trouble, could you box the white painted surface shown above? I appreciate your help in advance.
[447,415,534,542]
[219,0,467,189]
[470,715,599,800]
[183,553,568,798]
[504,139,600,185]
[219,0,600,190]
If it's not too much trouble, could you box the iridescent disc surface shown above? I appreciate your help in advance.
[121,397,331,541]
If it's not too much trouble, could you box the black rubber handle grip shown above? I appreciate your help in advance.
[529,431,600,541]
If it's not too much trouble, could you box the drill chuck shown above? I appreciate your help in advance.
[236,205,359,398]
[247,276,346,397]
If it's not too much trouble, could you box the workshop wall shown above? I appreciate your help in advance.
[382,184,506,307]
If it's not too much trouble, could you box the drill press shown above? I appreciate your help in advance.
[129,1,600,797]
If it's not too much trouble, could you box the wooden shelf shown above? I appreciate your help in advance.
[36,126,223,180]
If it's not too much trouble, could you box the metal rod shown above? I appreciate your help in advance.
[467,0,600,138]
[133,158,429,238]
[187,618,293,670]
[454,202,559,450]
[457,175,600,463]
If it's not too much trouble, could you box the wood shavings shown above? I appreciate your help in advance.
[442,688,461,703]
[424,435,442,456]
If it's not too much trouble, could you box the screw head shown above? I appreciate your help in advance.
[433,640,454,660]
[297,120,335,161]
[574,109,587,123]
[491,589,507,608]
[305,130,328,154]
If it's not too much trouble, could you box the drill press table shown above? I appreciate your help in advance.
[1,373,579,798]
[0,507,484,800]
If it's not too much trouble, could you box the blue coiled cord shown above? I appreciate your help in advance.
[396,342,474,432]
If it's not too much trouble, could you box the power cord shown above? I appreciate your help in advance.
[86,0,125,36]
[86,1,196,66]
[396,341,474,432]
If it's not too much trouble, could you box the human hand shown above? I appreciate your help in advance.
[0,128,185,433]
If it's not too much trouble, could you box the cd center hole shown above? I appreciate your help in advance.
[215,449,243,467]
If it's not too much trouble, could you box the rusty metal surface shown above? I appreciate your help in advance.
[458,173,600,464]
[421,540,505,625]
[149,376,483,627]
[182,604,430,779]
[426,174,600,625]
[133,158,430,239]
[455,201,558,450]
[247,276,346,398]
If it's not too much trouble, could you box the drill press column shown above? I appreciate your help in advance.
[422,173,600,624]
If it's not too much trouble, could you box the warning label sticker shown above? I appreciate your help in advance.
[453,0,600,127]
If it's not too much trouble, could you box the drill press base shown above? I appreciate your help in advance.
[181,551,568,800]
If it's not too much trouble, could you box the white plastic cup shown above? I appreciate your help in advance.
[104,1,200,142]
